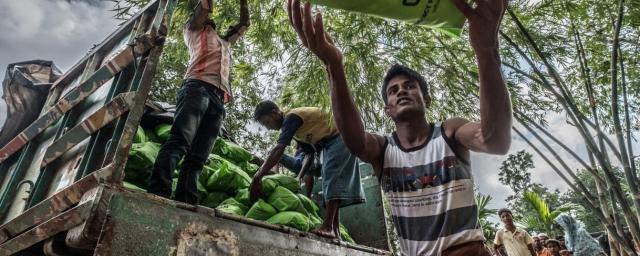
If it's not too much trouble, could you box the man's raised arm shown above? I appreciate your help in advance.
[448,0,512,155]
[287,0,384,165]
[187,0,212,31]
[224,0,250,44]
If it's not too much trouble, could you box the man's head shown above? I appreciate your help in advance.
[188,0,217,30]
[546,239,561,255]
[539,233,550,245]
[533,236,542,249]
[498,208,514,226]
[254,100,284,130]
[381,64,431,122]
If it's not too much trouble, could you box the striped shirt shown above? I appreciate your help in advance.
[380,122,484,256]
[183,26,233,103]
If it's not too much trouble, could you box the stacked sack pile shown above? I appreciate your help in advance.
[124,125,355,243]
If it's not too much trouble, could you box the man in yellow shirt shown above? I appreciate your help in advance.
[494,208,536,256]
[249,100,365,239]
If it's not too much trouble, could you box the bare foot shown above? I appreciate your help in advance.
[312,228,337,239]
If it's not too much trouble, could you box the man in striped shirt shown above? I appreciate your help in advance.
[147,0,249,204]
[287,0,512,254]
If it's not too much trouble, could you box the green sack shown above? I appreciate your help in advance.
[310,0,465,36]
[263,174,300,193]
[297,194,320,216]
[245,199,277,221]
[134,126,147,143]
[197,180,209,201]
[260,178,278,198]
[339,223,355,243]
[123,181,146,192]
[124,141,161,187]
[216,198,249,216]
[206,159,251,192]
[309,214,323,230]
[200,165,216,182]
[206,154,226,170]
[213,138,253,163]
[155,124,172,142]
[145,128,162,143]
[267,186,307,214]
[234,188,251,206]
[266,211,312,232]
[238,161,259,176]
[202,191,229,208]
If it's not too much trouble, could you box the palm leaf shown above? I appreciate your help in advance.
[524,191,552,223]
[475,194,497,220]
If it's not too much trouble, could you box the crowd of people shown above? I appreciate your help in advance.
[493,209,608,256]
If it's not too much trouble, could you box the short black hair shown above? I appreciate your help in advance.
[254,100,279,120]
[546,239,561,247]
[498,208,512,217]
[381,64,429,105]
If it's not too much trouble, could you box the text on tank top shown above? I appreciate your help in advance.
[380,122,485,256]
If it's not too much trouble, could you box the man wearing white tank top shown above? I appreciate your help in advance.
[287,0,512,254]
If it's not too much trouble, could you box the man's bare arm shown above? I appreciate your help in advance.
[248,143,286,201]
[287,0,385,165]
[449,0,512,155]
[224,0,250,44]
[187,0,212,31]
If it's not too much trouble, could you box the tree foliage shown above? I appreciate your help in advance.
[111,0,640,252]
[476,193,498,243]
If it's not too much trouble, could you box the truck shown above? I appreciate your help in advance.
[0,1,392,255]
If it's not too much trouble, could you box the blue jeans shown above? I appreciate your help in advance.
[147,79,225,204]
[279,153,321,177]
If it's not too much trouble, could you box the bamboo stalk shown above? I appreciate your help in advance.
[506,11,640,241]
[608,0,640,228]
[514,109,605,185]
[513,128,636,254]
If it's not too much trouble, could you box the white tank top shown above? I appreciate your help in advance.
[380,122,484,256]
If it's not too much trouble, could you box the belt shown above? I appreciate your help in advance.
[183,79,225,101]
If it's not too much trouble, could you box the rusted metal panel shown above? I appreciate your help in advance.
[0,201,91,255]
[66,185,113,249]
[0,0,170,226]
[0,38,155,164]
[41,92,136,168]
[0,165,112,244]
[109,0,175,184]
[94,188,390,256]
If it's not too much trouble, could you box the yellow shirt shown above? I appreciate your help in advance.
[495,228,534,256]
[286,107,337,145]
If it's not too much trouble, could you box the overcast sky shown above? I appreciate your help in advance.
[1,0,637,224]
